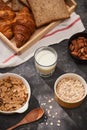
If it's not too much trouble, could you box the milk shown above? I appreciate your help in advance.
[35,47,57,77]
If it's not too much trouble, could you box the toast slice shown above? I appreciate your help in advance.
[28,0,70,27]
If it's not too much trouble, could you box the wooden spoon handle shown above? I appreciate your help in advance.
[7,121,23,130]
[7,116,33,130]
[7,108,44,130]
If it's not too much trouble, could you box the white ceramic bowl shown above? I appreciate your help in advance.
[54,73,87,108]
[0,73,31,114]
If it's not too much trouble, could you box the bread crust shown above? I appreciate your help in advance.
[28,0,70,27]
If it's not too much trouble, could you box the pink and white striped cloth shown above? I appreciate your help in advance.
[0,12,85,68]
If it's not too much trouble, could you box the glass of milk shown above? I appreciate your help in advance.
[34,46,58,77]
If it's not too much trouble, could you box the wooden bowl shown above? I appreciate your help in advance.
[54,73,87,108]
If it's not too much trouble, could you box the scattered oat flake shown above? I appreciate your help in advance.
[44,119,47,122]
[48,99,51,103]
[49,105,53,109]
[55,112,58,115]
[46,122,48,125]
[50,122,53,125]
[47,110,50,114]
[52,115,55,118]
[48,114,51,117]
[57,123,61,126]
[44,115,47,119]
[58,120,61,123]
[41,103,46,106]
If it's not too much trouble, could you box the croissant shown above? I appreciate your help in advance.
[13,7,36,48]
[0,20,13,39]
[0,0,16,39]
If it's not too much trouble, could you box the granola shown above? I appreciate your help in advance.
[0,76,28,111]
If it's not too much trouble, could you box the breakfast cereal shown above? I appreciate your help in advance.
[56,77,85,103]
[0,76,28,111]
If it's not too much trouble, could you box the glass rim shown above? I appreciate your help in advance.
[34,46,58,67]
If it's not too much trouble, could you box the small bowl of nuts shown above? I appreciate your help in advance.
[54,73,87,108]
[68,32,87,63]
[0,73,31,114]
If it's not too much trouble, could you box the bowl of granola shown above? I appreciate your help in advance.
[54,73,87,108]
[0,73,31,114]
[68,32,87,63]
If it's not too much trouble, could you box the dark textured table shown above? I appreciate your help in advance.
[0,0,87,130]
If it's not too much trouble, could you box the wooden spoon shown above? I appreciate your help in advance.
[7,107,44,130]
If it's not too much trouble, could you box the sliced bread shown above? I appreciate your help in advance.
[28,0,70,27]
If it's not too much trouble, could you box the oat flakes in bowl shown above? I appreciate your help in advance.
[0,73,31,114]
[54,73,87,108]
